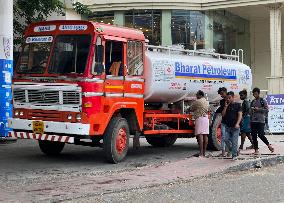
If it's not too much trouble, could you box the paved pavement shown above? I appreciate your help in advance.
[69,164,284,203]
[0,135,283,202]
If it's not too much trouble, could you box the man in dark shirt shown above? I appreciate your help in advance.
[250,87,274,155]
[222,91,242,160]
[239,90,253,150]
[216,87,227,114]
[216,87,227,156]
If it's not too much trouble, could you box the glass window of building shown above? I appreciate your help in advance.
[171,10,205,50]
[89,11,114,25]
[211,10,249,55]
[125,10,161,45]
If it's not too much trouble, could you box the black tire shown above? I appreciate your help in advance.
[145,135,178,147]
[38,140,65,156]
[208,113,222,150]
[103,117,130,164]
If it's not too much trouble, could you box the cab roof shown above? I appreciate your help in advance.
[25,20,145,41]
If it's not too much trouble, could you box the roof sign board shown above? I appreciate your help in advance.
[34,25,56,32]
[59,25,88,31]
[267,94,284,133]
[26,36,53,43]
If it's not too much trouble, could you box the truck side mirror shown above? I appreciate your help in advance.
[96,36,102,46]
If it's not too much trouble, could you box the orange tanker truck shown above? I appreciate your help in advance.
[8,20,252,163]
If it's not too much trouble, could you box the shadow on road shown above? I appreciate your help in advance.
[0,139,200,173]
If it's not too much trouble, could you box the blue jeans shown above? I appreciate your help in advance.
[221,124,226,151]
[224,124,240,157]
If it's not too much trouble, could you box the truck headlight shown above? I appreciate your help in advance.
[67,114,72,120]
[76,114,81,121]
[15,111,19,116]
[20,111,24,116]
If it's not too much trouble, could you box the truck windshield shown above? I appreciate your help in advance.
[49,35,91,74]
[17,42,51,74]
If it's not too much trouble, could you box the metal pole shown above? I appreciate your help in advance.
[0,0,13,60]
[0,0,13,138]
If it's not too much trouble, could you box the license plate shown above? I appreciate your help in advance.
[32,121,44,134]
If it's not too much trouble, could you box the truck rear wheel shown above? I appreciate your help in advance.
[145,135,178,147]
[103,117,130,164]
[38,140,65,155]
[208,113,222,150]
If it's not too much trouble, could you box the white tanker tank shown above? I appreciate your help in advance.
[144,47,252,103]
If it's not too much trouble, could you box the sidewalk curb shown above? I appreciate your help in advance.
[224,155,284,173]
[42,154,284,202]
[155,155,284,191]
[126,155,284,191]
[90,155,284,197]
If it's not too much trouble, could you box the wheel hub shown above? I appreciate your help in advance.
[116,128,127,154]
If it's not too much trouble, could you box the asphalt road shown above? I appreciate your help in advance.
[71,164,284,203]
[0,138,199,173]
[0,138,200,202]
[1,138,283,203]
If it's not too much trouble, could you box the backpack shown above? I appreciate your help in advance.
[251,98,268,124]
[251,98,265,108]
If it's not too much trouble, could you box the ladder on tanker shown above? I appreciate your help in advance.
[146,45,244,63]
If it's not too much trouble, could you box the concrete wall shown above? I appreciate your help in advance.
[65,9,82,20]
[250,19,271,90]
[250,16,284,91]
[81,0,284,11]
[47,9,82,21]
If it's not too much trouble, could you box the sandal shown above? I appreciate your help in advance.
[216,153,226,157]
[268,145,274,153]
[246,145,254,150]
[254,150,260,156]
[227,152,232,158]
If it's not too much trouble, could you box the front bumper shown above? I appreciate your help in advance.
[8,118,90,135]
[8,131,75,143]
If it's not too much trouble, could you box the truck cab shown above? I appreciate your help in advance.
[10,20,146,163]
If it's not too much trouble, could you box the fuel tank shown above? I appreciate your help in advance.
[144,50,252,103]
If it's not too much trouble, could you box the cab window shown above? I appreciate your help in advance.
[92,36,104,75]
[17,42,51,74]
[105,40,123,76]
[49,35,91,74]
[127,41,143,76]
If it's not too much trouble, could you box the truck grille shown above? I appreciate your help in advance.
[13,89,26,103]
[63,91,80,104]
[28,110,61,121]
[13,89,81,105]
[28,90,59,104]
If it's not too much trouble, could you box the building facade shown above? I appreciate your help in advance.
[72,1,284,94]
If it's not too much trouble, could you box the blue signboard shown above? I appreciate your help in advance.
[0,66,12,137]
[175,62,237,81]
[267,94,284,133]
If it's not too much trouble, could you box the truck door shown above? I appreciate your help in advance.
[124,40,144,99]
[104,37,126,98]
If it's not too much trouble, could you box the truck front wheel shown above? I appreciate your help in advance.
[145,135,178,147]
[103,117,130,164]
[38,140,65,156]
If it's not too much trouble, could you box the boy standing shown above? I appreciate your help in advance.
[222,91,242,160]
[216,87,227,156]
[250,87,274,155]
[239,90,254,150]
